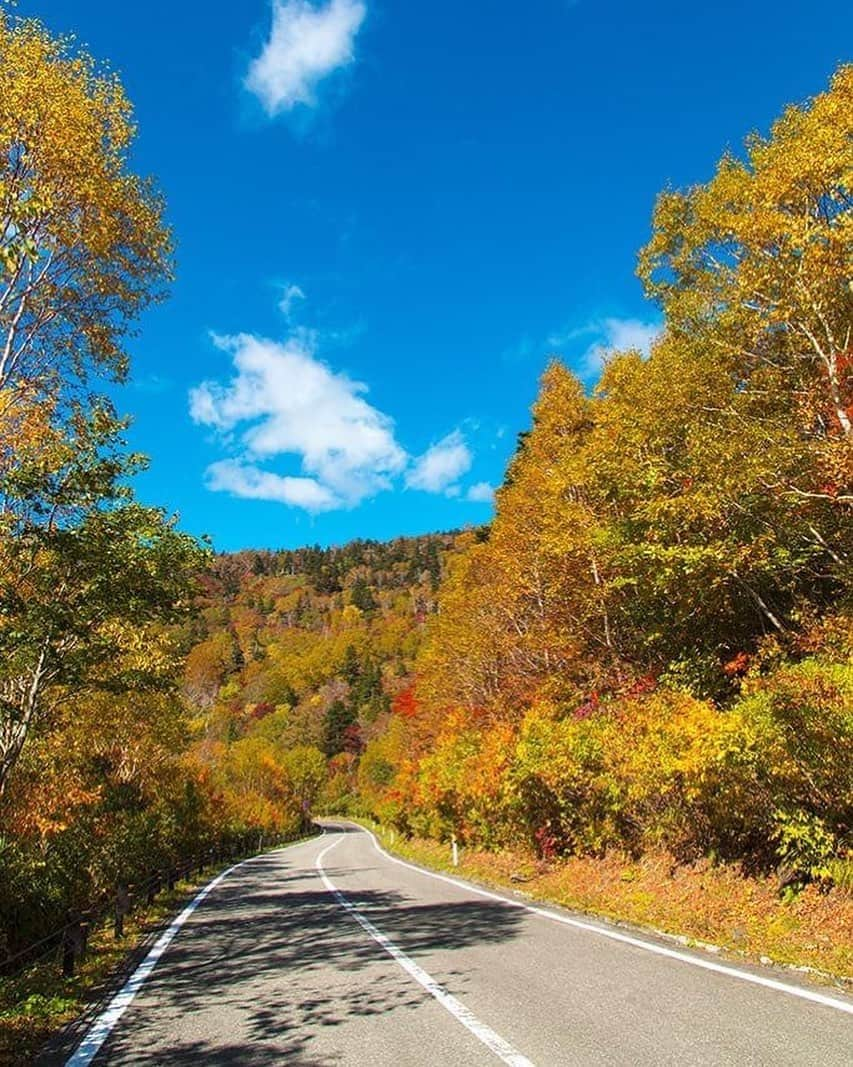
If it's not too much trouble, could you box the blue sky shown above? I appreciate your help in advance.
[23,1,852,551]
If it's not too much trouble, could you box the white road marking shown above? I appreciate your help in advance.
[316,834,536,1067]
[64,837,319,1067]
[354,824,853,1017]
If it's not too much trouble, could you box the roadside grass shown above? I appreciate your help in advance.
[0,834,319,1067]
[350,819,853,986]
[1,881,186,1065]
[0,869,222,1067]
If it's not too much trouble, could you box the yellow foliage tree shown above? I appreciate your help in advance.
[0,12,171,399]
[638,64,852,481]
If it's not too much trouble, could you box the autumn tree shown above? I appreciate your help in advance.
[183,630,240,709]
[638,64,852,502]
[387,65,852,876]
[0,12,171,403]
[624,67,853,667]
[417,364,609,722]
[281,745,327,830]
[0,13,197,794]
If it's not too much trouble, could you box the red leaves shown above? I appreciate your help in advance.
[573,691,600,720]
[625,674,658,698]
[248,701,275,720]
[392,686,419,719]
[534,824,560,860]
[342,722,364,754]
[723,652,750,677]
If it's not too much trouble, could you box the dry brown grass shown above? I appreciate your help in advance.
[366,823,853,983]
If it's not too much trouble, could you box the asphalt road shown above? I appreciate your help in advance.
[66,822,853,1066]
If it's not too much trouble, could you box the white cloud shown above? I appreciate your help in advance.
[190,331,406,512]
[546,323,598,349]
[206,459,338,512]
[466,481,495,504]
[190,320,486,513]
[546,317,662,379]
[278,282,305,318]
[245,0,367,116]
[406,431,472,495]
[580,317,661,376]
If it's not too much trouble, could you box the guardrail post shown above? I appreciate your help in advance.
[80,910,92,959]
[114,882,129,939]
[62,918,84,977]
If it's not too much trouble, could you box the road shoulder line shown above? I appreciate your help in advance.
[354,824,853,1017]
[63,835,321,1067]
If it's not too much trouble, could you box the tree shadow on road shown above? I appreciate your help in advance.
[72,845,526,1065]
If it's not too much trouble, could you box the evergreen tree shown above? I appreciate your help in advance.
[350,576,378,613]
[341,644,361,688]
[324,699,356,756]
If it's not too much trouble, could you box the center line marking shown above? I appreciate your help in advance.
[316,834,536,1067]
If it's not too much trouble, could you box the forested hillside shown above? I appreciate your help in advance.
[179,534,458,826]
[183,58,853,900]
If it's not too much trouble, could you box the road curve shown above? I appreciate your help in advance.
[66,822,853,1066]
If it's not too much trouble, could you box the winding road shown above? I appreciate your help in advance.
[63,823,853,1066]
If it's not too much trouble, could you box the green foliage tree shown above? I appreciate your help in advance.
[323,699,356,757]
[0,398,206,793]
[350,576,378,614]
